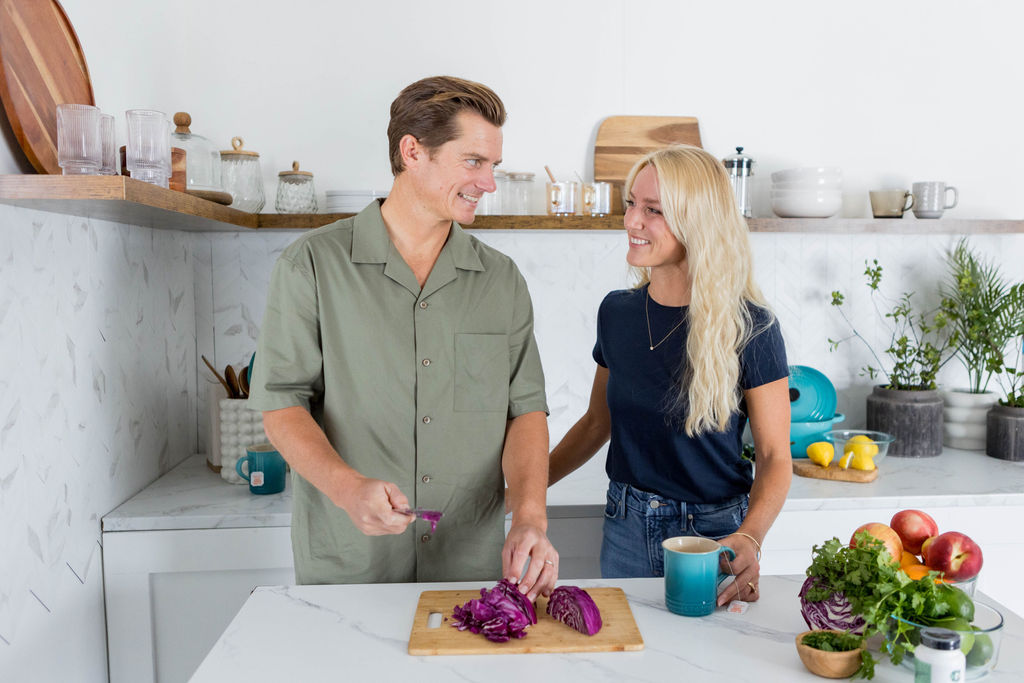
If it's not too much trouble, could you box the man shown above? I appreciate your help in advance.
[247,76,557,601]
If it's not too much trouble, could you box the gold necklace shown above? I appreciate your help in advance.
[645,287,686,351]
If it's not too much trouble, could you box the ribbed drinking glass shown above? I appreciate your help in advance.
[125,109,171,187]
[56,103,101,175]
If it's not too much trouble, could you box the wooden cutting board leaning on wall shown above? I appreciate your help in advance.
[593,116,702,215]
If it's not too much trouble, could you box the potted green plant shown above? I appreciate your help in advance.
[938,239,1024,450]
[987,342,1024,461]
[829,259,954,456]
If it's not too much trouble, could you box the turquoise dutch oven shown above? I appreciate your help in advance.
[790,413,845,458]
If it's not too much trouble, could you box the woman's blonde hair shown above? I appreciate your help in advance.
[624,144,773,436]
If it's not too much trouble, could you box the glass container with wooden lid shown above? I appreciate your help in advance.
[220,136,265,212]
[275,161,317,213]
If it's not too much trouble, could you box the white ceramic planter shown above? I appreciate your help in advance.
[942,389,997,450]
[217,398,268,484]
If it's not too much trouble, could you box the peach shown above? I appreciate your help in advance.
[924,531,983,581]
[921,536,937,564]
[850,522,903,562]
[890,509,939,555]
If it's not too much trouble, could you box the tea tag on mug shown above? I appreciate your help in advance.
[252,471,265,486]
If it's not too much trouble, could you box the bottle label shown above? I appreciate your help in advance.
[915,659,964,682]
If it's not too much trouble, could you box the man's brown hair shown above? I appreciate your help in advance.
[387,76,506,176]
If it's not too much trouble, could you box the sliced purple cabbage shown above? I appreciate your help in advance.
[450,579,536,642]
[798,576,865,634]
[545,585,602,636]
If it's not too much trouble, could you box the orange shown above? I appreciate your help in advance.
[900,551,921,568]
[903,564,932,580]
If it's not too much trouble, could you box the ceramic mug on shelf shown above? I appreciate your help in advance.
[662,536,736,617]
[869,189,914,218]
[236,443,287,495]
[912,181,958,219]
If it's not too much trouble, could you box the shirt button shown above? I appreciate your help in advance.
[420,534,431,543]
[422,416,431,424]
[422,358,431,367]
[419,301,429,309]
[421,474,432,483]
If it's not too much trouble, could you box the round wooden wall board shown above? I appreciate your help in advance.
[0,0,95,174]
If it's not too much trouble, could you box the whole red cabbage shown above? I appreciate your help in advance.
[545,586,602,636]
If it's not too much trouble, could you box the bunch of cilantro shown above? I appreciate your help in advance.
[804,532,972,679]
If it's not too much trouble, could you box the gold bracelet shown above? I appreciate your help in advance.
[733,532,762,561]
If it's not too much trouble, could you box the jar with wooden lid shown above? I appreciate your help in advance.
[172,112,223,195]
[220,136,265,212]
[275,161,317,213]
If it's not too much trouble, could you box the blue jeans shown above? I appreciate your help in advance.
[599,480,749,578]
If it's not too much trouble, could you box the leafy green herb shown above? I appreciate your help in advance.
[805,532,975,679]
[802,631,863,652]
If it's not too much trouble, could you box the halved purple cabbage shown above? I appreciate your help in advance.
[545,585,602,636]
[798,576,865,634]
[450,579,537,642]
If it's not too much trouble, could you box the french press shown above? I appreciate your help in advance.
[722,146,755,218]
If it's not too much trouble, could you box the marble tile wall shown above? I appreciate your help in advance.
[201,225,1024,501]
[0,205,196,681]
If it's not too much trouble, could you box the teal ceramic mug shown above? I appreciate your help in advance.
[662,536,737,617]
[236,443,286,495]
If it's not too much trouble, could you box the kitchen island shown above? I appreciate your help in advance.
[188,576,1024,682]
[103,449,1024,682]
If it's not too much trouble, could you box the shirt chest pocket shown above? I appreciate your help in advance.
[454,333,510,412]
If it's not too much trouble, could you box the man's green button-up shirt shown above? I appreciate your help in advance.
[247,201,548,584]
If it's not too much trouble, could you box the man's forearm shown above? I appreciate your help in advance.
[261,405,361,506]
[501,411,550,529]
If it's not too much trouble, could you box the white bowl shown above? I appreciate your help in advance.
[772,179,843,191]
[770,167,843,184]
[771,190,842,218]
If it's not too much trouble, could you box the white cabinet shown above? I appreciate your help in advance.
[103,526,293,683]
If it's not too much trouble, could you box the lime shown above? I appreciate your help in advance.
[966,633,994,667]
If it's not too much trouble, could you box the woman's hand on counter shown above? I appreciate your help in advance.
[717,532,761,605]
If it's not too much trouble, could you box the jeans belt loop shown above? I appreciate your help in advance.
[618,481,628,517]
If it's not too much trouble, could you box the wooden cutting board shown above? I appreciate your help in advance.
[0,0,95,174]
[593,115,701,214]
[408,587,644,655]
[793,459,878,483]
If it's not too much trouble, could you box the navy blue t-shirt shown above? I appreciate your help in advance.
[593,284,788,503]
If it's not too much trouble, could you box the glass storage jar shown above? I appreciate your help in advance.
[220,136,265,212]
[172,112,222,192]
[275,161,317,213]
[476,169,506,215]
[505,171,535,215]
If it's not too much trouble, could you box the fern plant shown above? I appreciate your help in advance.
[939,238,1024,398]
[829,259,954,390]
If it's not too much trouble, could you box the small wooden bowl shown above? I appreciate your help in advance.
[795,630,864,679]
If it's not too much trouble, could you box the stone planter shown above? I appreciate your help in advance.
[986,404,1024,461]
[942,389,997,450]
[866,386,943,457]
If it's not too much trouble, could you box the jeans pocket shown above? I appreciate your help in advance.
[688,496,748,539]
[603,481,625,520]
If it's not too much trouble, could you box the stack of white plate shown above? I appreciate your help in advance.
[325,190,389,213]
[770,168,842,218]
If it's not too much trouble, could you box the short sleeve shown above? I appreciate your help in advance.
[246,250,325,412]
[592,301,607,368]
[506,268,548,419]
[740,309,788,390]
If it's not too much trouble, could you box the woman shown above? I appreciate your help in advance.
[549,145,790,605]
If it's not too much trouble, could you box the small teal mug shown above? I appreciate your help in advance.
[236,443,286,495]
[662,536,736,617]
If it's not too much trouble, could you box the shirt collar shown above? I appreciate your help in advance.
[350,200,485,273]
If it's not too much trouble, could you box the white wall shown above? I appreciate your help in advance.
[2,2,1023,681]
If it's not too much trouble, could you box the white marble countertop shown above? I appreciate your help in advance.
[189,576,1024,682]
[103,448,1024,533]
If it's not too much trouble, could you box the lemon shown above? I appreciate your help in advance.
[848,453,876,471]
[838,452,853,469]
[806,441,834,467]
[844,434,879,459]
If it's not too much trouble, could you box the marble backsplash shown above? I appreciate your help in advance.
[0,205,196,680]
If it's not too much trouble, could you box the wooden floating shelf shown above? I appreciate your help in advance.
[0,175,1021,234]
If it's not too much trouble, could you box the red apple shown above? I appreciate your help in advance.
[850,522,903,562]
[890,509,940,555]
[923,531,984,581]
[921,536,937,564]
